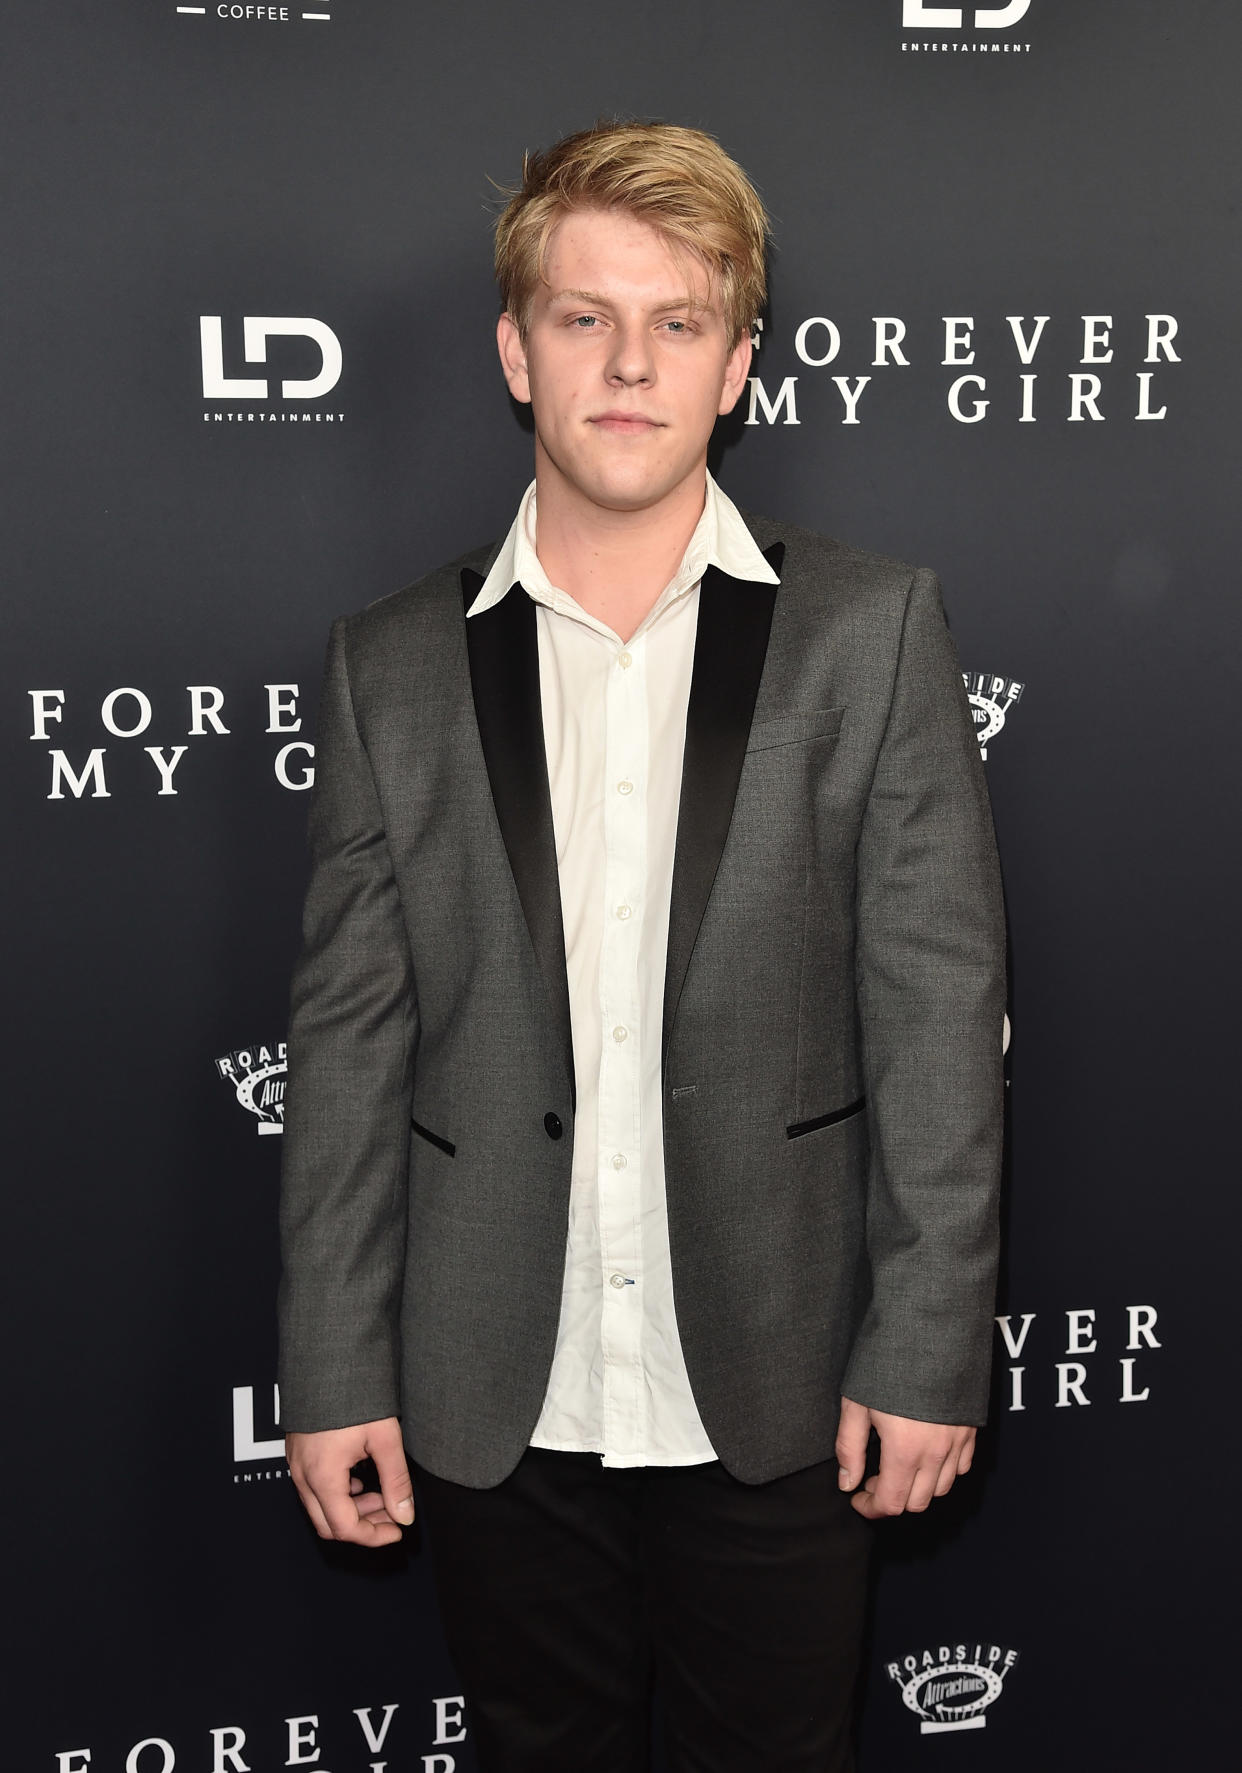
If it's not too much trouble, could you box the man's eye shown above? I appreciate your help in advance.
[664,320,689,333]
[573,315,598,328]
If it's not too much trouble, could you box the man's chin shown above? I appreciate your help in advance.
[576,468,700,517]
[591,489,668,515]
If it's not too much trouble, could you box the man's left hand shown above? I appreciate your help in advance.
[835,1397,976,1518]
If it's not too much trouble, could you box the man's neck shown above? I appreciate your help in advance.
[533,468,708,644]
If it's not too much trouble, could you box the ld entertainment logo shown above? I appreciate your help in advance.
[903,1,1030,28]
[902,2,1032,55]
[215,1039,286,1134]
[963,672,1024,759]
[200,316,343,419]
[888,1643,1020,1734]
[233,1383,285,1472]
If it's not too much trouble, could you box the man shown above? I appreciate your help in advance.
[279,121,1006,1772]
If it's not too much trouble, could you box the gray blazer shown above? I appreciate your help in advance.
[278,514,1006,1488]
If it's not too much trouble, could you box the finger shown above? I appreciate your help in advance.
[850,1479,891,1521]
[935,1431,974,1495]
[352,1489,397,1522]
[311,1477,370,1542]
[904,1460,943,1513]
[933,1460,958,1497]
[371,1429,416,1527]
[316,1483,404,1545]
[835,1398,870,1491]
[855,1445,919,1518]
[290,1472,336,1541]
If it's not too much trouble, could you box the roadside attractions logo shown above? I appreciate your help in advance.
[200,315,344,423]
[887,1643,1020,1734]
[902,0,1032,53]
[173,3,333,25]
[745,310,1180,429]
[56,1694,470,1773]
[963,672,1023,760]
[216,1039,286,1134]
[27,681,314,800]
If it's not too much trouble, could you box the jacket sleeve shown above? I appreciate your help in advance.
[841,569,1006,1425]
[276,618,417,1432]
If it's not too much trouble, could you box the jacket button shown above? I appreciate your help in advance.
[544,1112,563,1140]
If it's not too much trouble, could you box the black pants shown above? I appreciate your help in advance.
[412,1448,872,1773]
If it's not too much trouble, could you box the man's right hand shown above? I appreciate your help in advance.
[286,1417,414,1547]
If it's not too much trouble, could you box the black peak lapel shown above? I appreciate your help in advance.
[662,545,783,1068]
[462,569,574,1096]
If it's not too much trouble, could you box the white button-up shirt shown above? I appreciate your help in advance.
[467,474,780,1466]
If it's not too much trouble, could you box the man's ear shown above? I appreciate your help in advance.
[497,312,531,405]
[717,329,753,417]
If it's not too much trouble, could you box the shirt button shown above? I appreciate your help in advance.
[609,1273,629,1290]
[616,779,634,796]
[612,1025,628,1044]
[617,649,633,669]
[615,904,632,921]
[543,1111,563,1140]
[611,1152,628,1170]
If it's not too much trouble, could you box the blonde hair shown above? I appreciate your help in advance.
[494,121,770,347]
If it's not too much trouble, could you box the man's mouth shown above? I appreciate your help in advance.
[589,411,662,432]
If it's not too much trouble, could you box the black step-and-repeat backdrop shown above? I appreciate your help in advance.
[7,3,1237,1768]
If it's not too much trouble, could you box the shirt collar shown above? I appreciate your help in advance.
[465,471,780,619]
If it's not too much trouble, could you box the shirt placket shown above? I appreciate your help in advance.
[597,632,647,1457]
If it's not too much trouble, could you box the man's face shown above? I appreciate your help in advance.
[497,207,751,518]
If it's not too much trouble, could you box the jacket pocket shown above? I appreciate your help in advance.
[411,1115,455,1157]
[786,1095,866,1139]
[745,707,846,752]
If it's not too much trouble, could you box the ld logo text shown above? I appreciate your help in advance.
[903,2,1031,26]
[200,315,342,399]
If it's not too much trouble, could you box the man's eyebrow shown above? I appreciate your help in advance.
[547,287,609,305]
[546,286,715,313]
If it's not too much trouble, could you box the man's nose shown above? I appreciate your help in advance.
[605,322,654,385]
